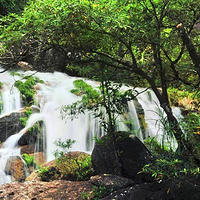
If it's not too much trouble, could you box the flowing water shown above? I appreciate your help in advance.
[0,69,182,184]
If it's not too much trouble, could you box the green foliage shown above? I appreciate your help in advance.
[70,88,81,96]
[10,71,21,77]
[80,185,114,200]
[39,139,94,181]
[38,166,49,175]
[0,0,27,16]
[38,166,60,181]
[178,113,200,156]
[141,154,200,182]
[168,87,199,110]
[14,76,43,106]
[144,137,171,154]
[1,0,199,85]
[0,100,2,114]
[19,107,33,126]
[56,154,94,181]
[70,79,100,102]
[22,153,35,167]
[93,134,107,145]
[53,138,76,157]
[92,185,114,200]
[53,139,94,181]
[0,0,200,94]
[142,136,200,182]
[184,113,200,135]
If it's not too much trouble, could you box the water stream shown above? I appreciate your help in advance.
[0,69,182,184]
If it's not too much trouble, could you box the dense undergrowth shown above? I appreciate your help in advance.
[38,139,94,182]
[143,138,200,183]
[141,87,200,184]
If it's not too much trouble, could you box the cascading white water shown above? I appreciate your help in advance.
[136,88,182,149]
[0,113,44,184]
[0,69,22,115]
[0,68,183,184]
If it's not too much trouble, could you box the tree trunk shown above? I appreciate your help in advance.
[176,23,200,77]
[161,102,190,151]
[145,74,189,151]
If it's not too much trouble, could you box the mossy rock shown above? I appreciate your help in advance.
[39,151,94,181]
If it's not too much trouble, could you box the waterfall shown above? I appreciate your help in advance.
[136,88,181,149]
[0,69,182,184]
[0,70,21,115]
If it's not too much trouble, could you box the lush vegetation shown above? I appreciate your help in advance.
[14,75,44,106]
[168,87,199,111]
[39,139,94,181]
[22,153,36,167]
[66,76,136,134]
[0,0,27,16]
[142,137,200,184]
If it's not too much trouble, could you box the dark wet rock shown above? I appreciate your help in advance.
[0,110,39,146]
[102,180,200,200]
[92,132,153,180]
[90,174,134,191]
[0,112,24,143]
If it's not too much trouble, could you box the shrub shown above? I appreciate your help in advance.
[55,153,94,181]
[22,153,35,167]
[38,166,61,181]
[39,139,94,181]
[141,155,200,182]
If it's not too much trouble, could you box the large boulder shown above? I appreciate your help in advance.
[0,110,38,146]
[0,112,24,143]
[5,156,27,182]
[91,132,153,179]
[102,180,200,200]
[90,174,134,191]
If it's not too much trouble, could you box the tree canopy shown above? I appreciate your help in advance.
[1,0,200,85]
[0,0,27,16]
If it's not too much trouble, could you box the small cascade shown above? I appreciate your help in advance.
[136,88,164,141]
[0,69,22,115]
[0,113,44,183]
[136,88,182,149]
[0,69,183,184]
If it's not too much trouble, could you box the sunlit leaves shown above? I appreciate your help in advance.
[0,0,200,87]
